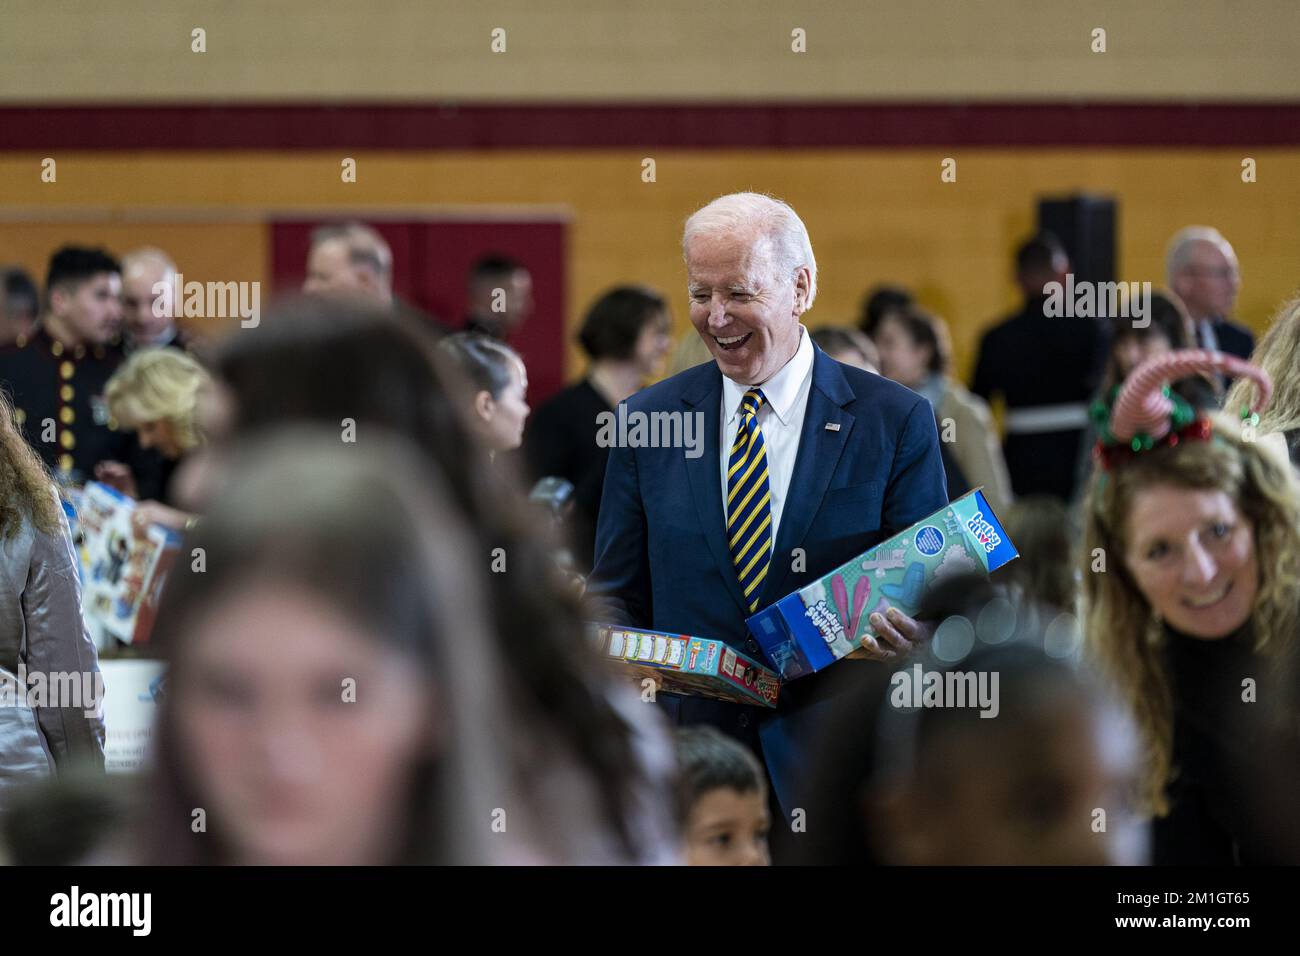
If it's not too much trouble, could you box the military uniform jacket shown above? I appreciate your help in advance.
[0,328,162,495]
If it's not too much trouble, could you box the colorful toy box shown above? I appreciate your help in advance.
[75,482,183,649]
[746,489,1018,680]
[589,624,781,708]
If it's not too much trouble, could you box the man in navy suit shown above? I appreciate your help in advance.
[587,193,948,818]
[1167,227,1255,361]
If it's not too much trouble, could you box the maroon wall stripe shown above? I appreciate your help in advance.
[1,102,1299,150]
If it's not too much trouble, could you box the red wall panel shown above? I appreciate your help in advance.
[271,219,567,404]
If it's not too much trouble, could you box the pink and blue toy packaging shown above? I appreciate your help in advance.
[746,489,1018,680]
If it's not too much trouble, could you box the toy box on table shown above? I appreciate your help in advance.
[75,482,183,649]
[589,624,780,708]
[746,489,1018,681]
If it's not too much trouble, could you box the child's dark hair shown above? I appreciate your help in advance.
[440,331,522,399]
[872,642,1097,788]
[674,726,764,820]
[789,578,1121,864]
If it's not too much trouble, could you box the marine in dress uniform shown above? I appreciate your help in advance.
[0,327,163,496]
[971,292,1111,502]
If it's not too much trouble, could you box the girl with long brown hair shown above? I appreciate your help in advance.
[0,390,104,804]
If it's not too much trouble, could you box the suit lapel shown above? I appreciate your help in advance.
[761,349,855,605]
[681,365,751,618]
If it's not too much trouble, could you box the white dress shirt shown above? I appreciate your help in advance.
[719,326,815,550]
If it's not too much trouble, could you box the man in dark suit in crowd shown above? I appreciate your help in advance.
[587,192,948,819]
[971,232,1109,502]
[1166,226,1255,359]
[464,254,534,340]
[302,221,394,307]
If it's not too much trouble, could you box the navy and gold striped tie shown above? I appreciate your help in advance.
[727,388,773,613]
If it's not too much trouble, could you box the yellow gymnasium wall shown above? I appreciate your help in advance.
[3,0,1298,103]
[1,148,1297,382]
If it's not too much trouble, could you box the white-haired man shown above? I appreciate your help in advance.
[302,221,394,306]
[120,247,192,353]
[1166,226,1254,359]
[588,192,948,822]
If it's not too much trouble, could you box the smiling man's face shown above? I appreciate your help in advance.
[686,231,807,386]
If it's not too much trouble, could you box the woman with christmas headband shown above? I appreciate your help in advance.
[1082,349,1300,864]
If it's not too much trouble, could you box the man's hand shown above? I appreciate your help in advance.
[845,606,935,662]
[94,461,138,498]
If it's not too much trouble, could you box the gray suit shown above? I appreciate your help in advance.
[0,489,105,799]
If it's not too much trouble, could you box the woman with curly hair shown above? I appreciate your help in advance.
[1082,349,1300,863]
[0,391,104,803]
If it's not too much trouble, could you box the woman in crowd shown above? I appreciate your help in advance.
[99,346,210,533]
[1225,291,1300,468]
[0,391,104,804]
[1082,349,1300,863]
[438,331,531,456]
[143,432,523,863]
[524,286,672,571]
[857,283,913,341]
[1074,290,1214,500]
[810,326,879,373]
[1102,291,1185,387]
[873,303,1013,513]
[192,301,678,864]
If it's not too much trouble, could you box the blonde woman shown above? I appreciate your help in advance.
[1082,349,1300,863]
[1225,291,1300,467]
[99,347,209,534]
[0,391,105,803]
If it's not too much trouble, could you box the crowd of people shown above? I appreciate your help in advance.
[0,196,1296,865]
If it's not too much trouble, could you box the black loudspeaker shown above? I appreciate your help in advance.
[1037,195,1117,287]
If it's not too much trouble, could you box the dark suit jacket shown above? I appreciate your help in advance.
[524,378,613,572]
[970,295,1110,501]
[1205,318,1254,360]
[587,344,948,813]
